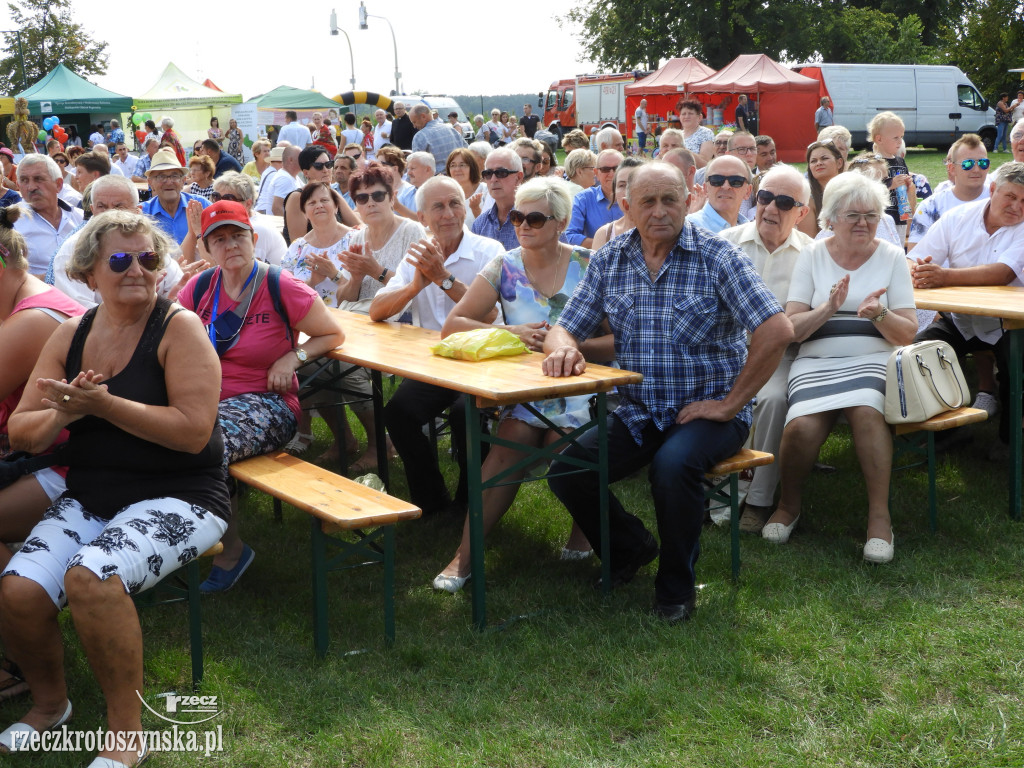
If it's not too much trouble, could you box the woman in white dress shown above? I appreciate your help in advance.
[763,173,917,563]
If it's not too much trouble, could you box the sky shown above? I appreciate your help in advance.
[0,0,599,102]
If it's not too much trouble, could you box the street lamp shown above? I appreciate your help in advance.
[329,9,356,93]
[358,1,401,96]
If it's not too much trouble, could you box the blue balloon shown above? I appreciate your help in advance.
[51,116,59,126]
[42,117,54,130]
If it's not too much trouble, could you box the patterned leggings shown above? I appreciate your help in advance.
[218,392,298,471]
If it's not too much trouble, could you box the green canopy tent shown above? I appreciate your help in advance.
[17,62,132,113]
[232,86,349,150]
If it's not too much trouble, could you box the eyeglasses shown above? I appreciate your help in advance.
[809,138,837,149]
[707,175,748,188]
[959,158,990,170]
[481,168,516,180]
[55,159,67,166]
[311,160,335,170]
[520,156,539,165]
[354,190,388,205]
[596,165,620,174]
[732,146,756,154]
[509,209,555,228]
[210,192,241,203]
[756,189,805,211]
[108,251,160,273]
[346,152,363,159]
[840,212,881,223]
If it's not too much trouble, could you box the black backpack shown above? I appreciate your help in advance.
[190,262,293,345]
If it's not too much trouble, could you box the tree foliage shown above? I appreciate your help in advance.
[0,0,108,95]
[937,0,1024,97]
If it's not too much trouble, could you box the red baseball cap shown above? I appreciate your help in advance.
[200,200,252,238]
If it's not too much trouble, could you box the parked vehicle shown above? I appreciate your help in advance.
[796,63,997,150]
[538,71,647,141]
[398,94,474,140]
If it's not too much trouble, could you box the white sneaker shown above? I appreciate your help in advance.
[972,391,998,418]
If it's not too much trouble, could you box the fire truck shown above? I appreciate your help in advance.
[539,71,646,141]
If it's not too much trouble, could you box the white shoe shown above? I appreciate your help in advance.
[432,572,469,593]
[972,391,998,418]
[0,699,72,752]
[87,741,149,767]
[560,547,593,561]
[762,515,799,544]
[863,531,895,564]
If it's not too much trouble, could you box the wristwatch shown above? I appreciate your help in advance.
[332,269,343,282]
[294,348,309,363]
[440,274,455,291]
[377,268,388,284]
[871,306,889,323]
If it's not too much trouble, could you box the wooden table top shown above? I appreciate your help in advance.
[914,285,1024,330]
[327,309,642,408]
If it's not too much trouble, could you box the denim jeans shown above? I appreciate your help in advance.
[548,412,748,605]
[996,122,1008,152]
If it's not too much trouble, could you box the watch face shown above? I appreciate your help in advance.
[296,349,308,362]
[441,276,454,290]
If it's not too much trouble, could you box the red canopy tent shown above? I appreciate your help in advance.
[623,57,715,139]
[687,54,820,162]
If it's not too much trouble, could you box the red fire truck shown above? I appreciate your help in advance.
[539,71,646,141]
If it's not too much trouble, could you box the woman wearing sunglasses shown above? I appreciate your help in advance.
[799,139,846,237]
[1,210,226,766]
[433,177,614,592]
[591,157,645,250]
[179,201,345,593]
[764,173,917,563]
[283,146,359,246]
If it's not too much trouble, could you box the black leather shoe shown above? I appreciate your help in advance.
[595,533,659,590]
[653,597,696,623]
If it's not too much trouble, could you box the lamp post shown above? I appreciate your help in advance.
[0,30,28,90]
[329,9,356,93]
[358,1,401,96]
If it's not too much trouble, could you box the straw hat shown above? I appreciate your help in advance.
[145,147,185,176]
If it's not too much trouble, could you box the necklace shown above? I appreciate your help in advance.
[523,245,567,299]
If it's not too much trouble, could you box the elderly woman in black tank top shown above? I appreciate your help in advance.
[0,210,227,767]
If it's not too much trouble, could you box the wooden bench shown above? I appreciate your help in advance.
[228,452,421,656]
[704,449,775,581]
[892,406,988,531]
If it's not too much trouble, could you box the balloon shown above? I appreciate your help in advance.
[42,117,53,130]
[135,129,146,142]
[51,116,59,126]
[54,129,66,140]
[37,130,47,140]
[141,113,152,122]
[131,113,141,125]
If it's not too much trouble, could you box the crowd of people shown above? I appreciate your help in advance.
[1,98,1023,766]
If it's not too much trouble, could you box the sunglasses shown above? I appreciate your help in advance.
[596,165,619,174]
[509,209,555,228]
[108,251,160,273]
[482,168,517,180]
[756,189,805,211]
[707,175,748,188]
[346,152,363,159]
[959,158,990,170]
[354,190,388,205]
[210,192,241,203]
[311,160,335,170]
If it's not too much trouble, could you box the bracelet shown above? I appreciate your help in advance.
[377,268,388,284]
[871,306,888,323]
[333,269,343,282]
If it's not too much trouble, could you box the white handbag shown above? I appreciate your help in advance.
[884,340,968,424]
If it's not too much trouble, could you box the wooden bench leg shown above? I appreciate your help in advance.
[310,516,329,658]
[383,525,395,645]
[186,559,204,691]
[729,473,741,582]
[274,497,283,524]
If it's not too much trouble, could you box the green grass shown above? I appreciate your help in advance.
[19,387,1024,767]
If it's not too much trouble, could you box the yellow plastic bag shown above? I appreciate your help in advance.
[430,328,529,361]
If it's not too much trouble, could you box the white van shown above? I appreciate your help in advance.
[796,64,996,150]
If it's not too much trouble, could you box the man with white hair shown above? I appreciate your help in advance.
[390,101,417,150]
[593,125,625,154]
[688,155,751,233]
[1009,118,1024,164]
[410,104,467,174]
[131,135,160,182]
[467,141,491,173]
[719,164,813,532]
[369,176,504,516]
[14,154,83,277]
[656,128,684,157]
[373,109,392,155]
[91,144,124,176]
[565,149,621,247]
[471,147,523,250]
[401,151,436,213]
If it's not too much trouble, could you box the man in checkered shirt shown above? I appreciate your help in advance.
[542,163,794,623]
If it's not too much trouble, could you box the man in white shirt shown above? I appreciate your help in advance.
[634,99,649,155]
[91,144,124,176]
[276,111,312,147]
[270,146,302,216]
[113,143,139,178]
[688,155,751,233]
[14,154,83,277]
[369,176,503,516]
[255,146,285,214]
[719,165,813,532]
[400,152,436,213]
[909,133,990,249]
[373,109,392,155]
[912,161,1024,442]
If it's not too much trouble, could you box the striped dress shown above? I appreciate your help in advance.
[785,239,915,423]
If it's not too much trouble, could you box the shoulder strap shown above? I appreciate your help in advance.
[190,267,217,310]
[267,265,293,345]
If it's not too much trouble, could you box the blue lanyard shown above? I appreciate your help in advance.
[208,261,258,348]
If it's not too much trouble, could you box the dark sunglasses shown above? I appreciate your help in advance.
[707,175,747,188]
[311,160,335,170]
[108,251,160,273]
[960,158,990,170]
[354,190,388,205]
[756,189,805,211]
[509,209,555,228]
[596,165,619,174]
[481,168,517,180]
[210,192,240,202]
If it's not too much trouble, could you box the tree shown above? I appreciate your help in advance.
[938,0,1024,98]
[0,0,108,94]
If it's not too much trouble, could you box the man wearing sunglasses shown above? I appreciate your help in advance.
[542,163,793,623]
[909,134,990,251]
[200,138,243,178]
[471,148,524,250]
[565,149,622,248]
[719,165,813,533]
[410,104,468,174]
[370,176,504,516]
[688,155,751,233]
[140,147,210,246]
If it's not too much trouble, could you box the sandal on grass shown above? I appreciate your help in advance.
[283,432,315,455]
[0,658,28,704]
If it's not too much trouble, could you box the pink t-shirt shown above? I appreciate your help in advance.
[1,287,85,474]
[180,267,318,419]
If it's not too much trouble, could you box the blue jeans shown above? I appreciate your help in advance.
[637,131,647,152]
[548,413,747,605]
[996,122,1008,151]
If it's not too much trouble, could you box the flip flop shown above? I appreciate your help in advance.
[87,741,150,767]
[0,658,28,703]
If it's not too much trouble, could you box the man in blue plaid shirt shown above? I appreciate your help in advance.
[543,163,794,623]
